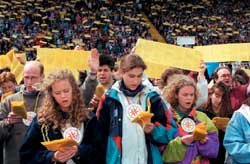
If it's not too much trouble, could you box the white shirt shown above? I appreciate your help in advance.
[119,91,148,164]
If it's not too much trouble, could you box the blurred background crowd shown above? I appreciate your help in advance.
[1,0,250,60]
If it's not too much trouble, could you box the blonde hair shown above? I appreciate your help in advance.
[162,74,199,109]
[38,69,88,129]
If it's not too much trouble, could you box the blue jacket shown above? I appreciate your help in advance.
[96,81,177,164]
[223,104,250,164]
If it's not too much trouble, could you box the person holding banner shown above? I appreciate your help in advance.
[162,74,219,164]
[96,53,177,164]
[212,66,250,111]
[0,61,45,164]
[20,69,99,164]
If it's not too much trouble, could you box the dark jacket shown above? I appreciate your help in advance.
[19,116,102,164]
[96,81,177,164]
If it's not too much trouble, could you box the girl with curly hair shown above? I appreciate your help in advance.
[162,74,219,164]
[20,69,98,164]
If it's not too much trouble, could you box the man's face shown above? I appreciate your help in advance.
[23,66,43,92]
[216,68,232,87]
[97,65,113,86]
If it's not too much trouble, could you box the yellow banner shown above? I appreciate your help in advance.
[37,48,90,79]
[242,68,250,75]
[6,49,14,62]
[194,43,250,62]
[0,49,14,68]
[135,38,202,78]
[11,53,25,84]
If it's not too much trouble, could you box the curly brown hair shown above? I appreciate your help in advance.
[38,69,88,129]
[162,74,199,109]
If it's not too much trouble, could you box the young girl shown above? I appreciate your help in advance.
[20,69,97,164]
[96,53,177,164]
[199,81,233,164]
[162,74,219,164]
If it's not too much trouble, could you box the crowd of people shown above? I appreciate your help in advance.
[146,0,250,45]
[0,0,151,58]
[0,0,250,164]
[0,48,249,164]
[1,0,250,57]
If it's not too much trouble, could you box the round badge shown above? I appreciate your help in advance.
[22,111,36,126]
[127,104,143,120]
[180,117,196,133]
[63,127,82,143]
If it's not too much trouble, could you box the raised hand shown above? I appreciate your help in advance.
[88,48,99,72]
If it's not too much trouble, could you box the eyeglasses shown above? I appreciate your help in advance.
[23,76,40,81]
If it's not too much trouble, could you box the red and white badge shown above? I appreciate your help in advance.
[22,111,36,126]
[127,104,143,120]
[181,117,196,133]
[63,127,81,143]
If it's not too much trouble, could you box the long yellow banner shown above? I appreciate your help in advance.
[37,48,90,79]
[135,38,202,78]
[194,43,250,62]
[2,40,250,82]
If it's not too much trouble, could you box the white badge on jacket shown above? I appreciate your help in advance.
[127,104,143,120]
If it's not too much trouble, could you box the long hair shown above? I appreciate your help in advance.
[38,69,88,129]
[162,74,199,109]
[206,82,233,117]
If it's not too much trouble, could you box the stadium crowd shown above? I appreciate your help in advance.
[0,1,250,163]
[146,0,250,45]
[0,0,151,58]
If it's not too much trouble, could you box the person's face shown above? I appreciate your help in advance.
[176,85,195,113]
[1,81,16,93]
[52,79,73,112]
[216,68,232,87]
[23,67,43,92]
[122,67,143,91]
[97,65,113,86]
[211,88,224,109]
